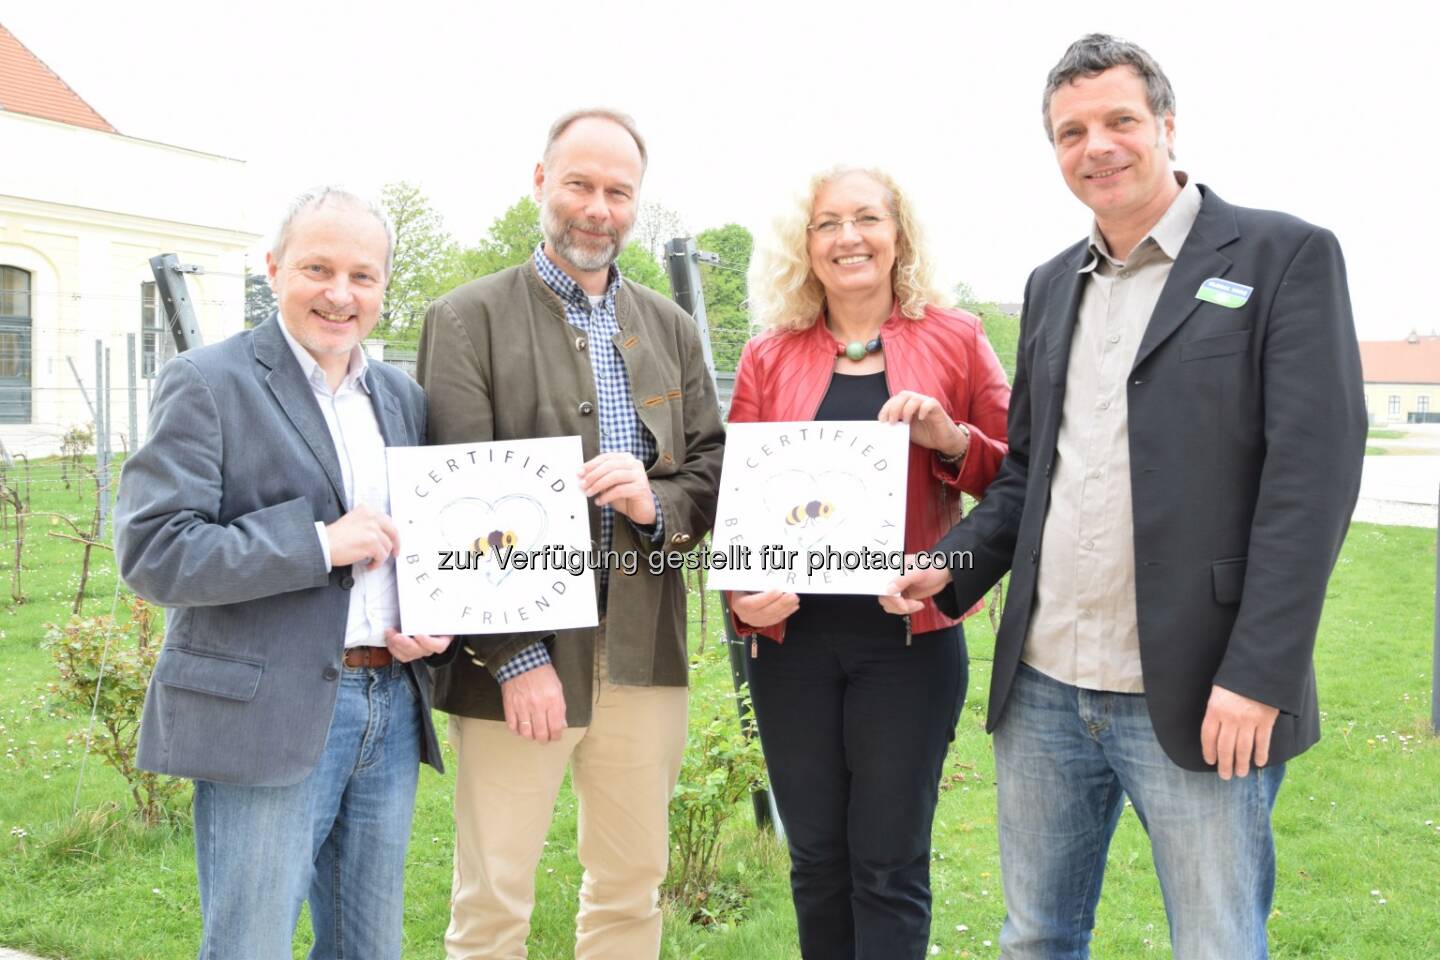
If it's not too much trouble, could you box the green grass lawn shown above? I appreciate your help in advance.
[1,460,1437,958]
[1367,430,1406,440]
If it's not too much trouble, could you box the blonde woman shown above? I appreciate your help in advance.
[728,167,1010,959]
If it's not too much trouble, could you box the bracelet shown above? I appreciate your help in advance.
[937,424,971,464]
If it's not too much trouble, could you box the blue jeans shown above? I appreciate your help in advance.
[748,625,966,960]
[192,661,422,960]
[994,663,1284,960]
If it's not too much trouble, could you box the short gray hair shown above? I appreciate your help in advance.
[1042,34,1176,142]
[270,187,394,279]
[543,108,648,174]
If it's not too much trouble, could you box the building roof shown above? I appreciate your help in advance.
[1359,336,1440,385]
[0,22,116,133]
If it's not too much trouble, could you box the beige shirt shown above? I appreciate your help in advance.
[278,319,399,649]
[1023,174,1202,693]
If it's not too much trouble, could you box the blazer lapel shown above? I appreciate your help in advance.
[253,316,348,508]
[1044,244,1088,387]
[1131,187,1240,373]
[365,368,407,447]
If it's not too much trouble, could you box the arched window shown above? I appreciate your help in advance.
[0,265,31,424]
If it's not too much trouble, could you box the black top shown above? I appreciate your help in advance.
[784,371,905,642]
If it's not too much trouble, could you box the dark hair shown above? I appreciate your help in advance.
[1042,34,1176,142]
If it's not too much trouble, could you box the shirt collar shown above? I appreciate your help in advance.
[532,243,622,307]
[275,312,371,394]
[1080,171,1202,273]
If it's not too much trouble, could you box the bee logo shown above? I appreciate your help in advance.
[785,500,834,527]
[473,530,518,556]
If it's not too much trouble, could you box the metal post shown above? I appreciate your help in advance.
[66,357,95,420]
[148,253,205,352]
[721,599,784,836]
[1432,486,1438,734]
[94,341,107,539]
[664,237,720,410]
[127,333,138,451]
[664,235,779,834]
[102,346,113,535]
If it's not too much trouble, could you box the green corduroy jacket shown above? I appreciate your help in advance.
[416,261,725,725]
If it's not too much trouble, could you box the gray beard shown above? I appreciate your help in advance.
[542,201,623,273]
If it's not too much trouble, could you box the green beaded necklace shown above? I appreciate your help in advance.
[835,336,883,361]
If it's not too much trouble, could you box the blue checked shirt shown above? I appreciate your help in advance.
[493,245,663,683]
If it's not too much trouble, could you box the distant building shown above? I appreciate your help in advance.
[1358,332,1440,425]
[1,22,258,455]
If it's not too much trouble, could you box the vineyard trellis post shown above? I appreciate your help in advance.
[127,332,139,452]
[94,341,110,539]
[665,236,781,836]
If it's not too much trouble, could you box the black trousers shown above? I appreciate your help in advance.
[747,624,967,960]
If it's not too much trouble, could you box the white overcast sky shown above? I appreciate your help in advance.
[3,0,1433,339]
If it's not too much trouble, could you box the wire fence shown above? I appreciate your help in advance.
[1,250,756,459]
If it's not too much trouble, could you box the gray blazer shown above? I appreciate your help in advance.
[115,316,441,786]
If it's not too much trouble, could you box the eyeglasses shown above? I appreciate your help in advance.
[806,214,892,236]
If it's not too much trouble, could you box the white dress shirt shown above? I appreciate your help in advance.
[278,319,399,648]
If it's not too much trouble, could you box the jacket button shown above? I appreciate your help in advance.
[1030,548,1039,564]
[670,532,691,546]
[322,666,339,681]
[575,336,587,351]
[339,574,355,590]
[578,401,594,415]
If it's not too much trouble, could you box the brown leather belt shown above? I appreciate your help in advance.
[343,646,394,669]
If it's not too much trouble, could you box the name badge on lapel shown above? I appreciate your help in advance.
[1195,278,1253,309]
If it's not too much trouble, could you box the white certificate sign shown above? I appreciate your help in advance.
[707,421,908,595]
[386,437,598,635]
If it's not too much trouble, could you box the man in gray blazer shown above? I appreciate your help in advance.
[116,188,450,960]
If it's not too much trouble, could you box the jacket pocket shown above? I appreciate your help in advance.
[1181,329,1252,362]
[153,647,264,701]
[1211,556,1248,605]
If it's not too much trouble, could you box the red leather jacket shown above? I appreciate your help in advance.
[727,302,1011,642]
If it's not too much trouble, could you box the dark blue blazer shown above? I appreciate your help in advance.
[936,186,1367,771]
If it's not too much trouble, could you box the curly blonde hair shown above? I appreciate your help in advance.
[747,166,947,332]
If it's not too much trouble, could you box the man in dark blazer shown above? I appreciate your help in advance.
[884,35,1365,959]
[116,188,449,959]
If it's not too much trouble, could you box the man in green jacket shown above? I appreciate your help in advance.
[417,108,725,960]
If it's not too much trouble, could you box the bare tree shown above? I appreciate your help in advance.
[631,200,688,261]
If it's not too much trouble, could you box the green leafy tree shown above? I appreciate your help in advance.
[380,181,451,344]
[412,196,667,306]
[695,224,754,372]
[243,269,275,328]
[472,196,545,275]
[954,283,1020,379]
[616,243,668,294]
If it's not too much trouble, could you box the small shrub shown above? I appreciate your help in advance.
[59,425,94,490]
[665,679,768,911]
[44,594,188,824]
